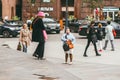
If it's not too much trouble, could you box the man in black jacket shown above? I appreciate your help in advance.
[83,21,101,57]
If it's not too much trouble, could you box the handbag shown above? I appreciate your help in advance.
[17,42,22,51]
[66,40,74,49]
[43,30,48,41]
[91,34,97,42]
[112,30,116,37]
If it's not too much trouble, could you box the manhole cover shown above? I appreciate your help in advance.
[33,74,59,80]
[2,44,10,48]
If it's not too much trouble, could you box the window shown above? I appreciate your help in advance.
[43,0,50,2]
[61,0,74,7]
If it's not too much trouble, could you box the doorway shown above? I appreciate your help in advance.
[16,0,22,20]
[61,0,74,19]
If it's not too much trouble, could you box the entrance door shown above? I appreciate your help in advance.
[0,0,2,20]
[16,0,22,20]
[109,12,113,20]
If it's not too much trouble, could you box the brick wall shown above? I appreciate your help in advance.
[22,0,120,21]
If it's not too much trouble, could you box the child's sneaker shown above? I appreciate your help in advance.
[69,62,73,65]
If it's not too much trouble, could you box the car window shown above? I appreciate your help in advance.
[5,21,23,26]
[43,18,55,22]
[101,23,107,26]
[94,22,99,26]
[94,22,107,27]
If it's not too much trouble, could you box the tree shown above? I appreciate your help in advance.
[82,0,103,12]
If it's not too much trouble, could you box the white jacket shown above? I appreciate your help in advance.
[105,25,114,40]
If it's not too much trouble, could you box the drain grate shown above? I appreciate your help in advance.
[33,74,59,80]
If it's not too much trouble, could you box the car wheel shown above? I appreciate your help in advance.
[2,30,10,38]
[56,31,60,34]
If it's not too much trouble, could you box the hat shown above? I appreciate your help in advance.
[37,11,45,17]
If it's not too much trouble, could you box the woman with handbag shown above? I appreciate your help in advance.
[19,23,31,53]
[103,21,115,51]
[83,21,101,57]
[61,28,75,65]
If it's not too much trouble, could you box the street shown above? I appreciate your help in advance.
[0,31,120,80]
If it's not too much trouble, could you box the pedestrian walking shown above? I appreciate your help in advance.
[83,21,101,57]
[61,28,75,65]
[103,21,115,51]
[32,11,47,60]
[19,23,31,53]
[97,23,103,52]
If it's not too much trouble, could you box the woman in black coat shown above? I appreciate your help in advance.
[32,11,46,60]
[83,21,101,57]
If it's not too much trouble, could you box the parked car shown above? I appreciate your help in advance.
[78,21,120,37]
[68,19,90,33]
[69,21,80,33]
[0,20,23,38]
[43,18,60,34]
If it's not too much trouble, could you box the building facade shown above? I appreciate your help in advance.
[0,0,120,21]
[0,0,22,20]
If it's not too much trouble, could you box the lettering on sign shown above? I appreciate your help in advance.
[38,7,54,11]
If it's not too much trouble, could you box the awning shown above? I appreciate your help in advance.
[103,6,119,12]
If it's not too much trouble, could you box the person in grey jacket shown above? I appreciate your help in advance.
[61,28,75,65]
[103,21,115,51]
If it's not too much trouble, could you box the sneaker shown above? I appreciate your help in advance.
[69,62,73,65]
[63,62,68,64]
[96,54,101,56]
[111,49,115,51]
[33,54,38,57]
[99,49,102,52]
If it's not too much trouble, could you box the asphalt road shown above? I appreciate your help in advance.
[1,31,120,80]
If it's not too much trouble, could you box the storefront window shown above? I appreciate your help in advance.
[61,0,74,7]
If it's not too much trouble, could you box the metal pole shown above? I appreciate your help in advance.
[65,0,68,29]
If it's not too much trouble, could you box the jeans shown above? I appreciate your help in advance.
[84,39,99,55]
[23,44,27,53]
[103,40,114,50]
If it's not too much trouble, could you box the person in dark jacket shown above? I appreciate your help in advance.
[97,23,103,52]
[32,11,46,60]
[83,21,101,57]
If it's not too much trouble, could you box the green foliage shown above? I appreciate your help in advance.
[12,16,20,20]
[31,0,36,3]
[83,0,103,9]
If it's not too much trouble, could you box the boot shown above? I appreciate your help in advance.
[96,53,101,56]
[65,53,68,64]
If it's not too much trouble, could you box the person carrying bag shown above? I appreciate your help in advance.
[61,28,75,65]
[19,23,31,53]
